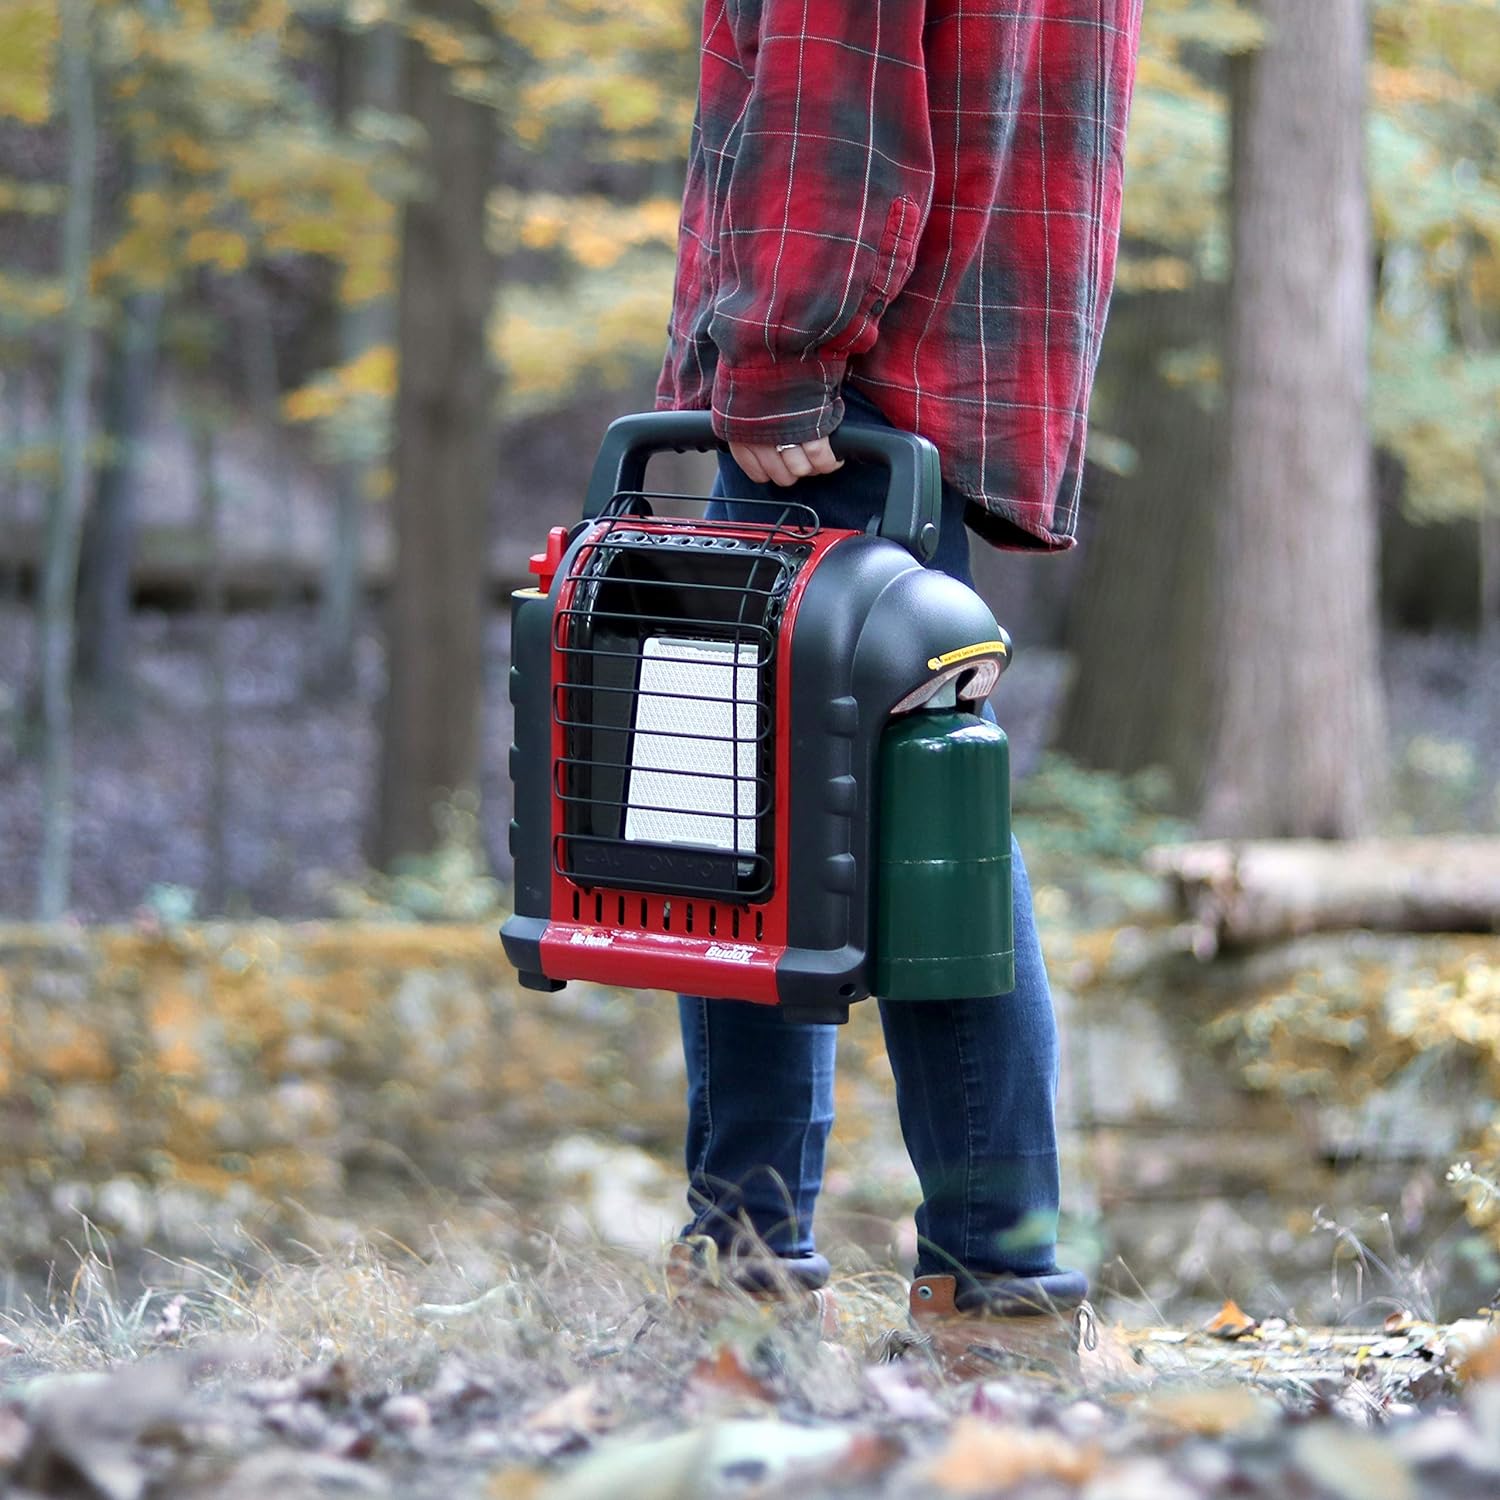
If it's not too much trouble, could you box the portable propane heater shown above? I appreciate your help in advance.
[501,413,1016,1024]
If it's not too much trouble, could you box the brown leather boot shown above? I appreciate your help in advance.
[906,1273,1095,1382]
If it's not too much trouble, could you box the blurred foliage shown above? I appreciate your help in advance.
[1120,0,1500,522]
[1,0,1496,514]
[1391,734,1486,833]
[323,791,505,921]
[1015,755,1190,866]
[2,0,406,314]
[1119,0,1260,291]
[0,0,59,127]
[1211,950,1500,1250]
[0,0,695,475]
[1014,756,1190,926]
[1368,0,1500,522]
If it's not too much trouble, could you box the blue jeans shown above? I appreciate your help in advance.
[677,387,1069,1285]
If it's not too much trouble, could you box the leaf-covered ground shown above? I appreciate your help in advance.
[3,1224,1499,1500]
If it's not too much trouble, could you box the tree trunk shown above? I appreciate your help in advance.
[0,372,23,608]
[1200,0,1385,837]
[76,285,163,702]
[241,281,298,631]
[314,22,402,697]
[36,0,96,920]
[192,418,231,913]
[75,0,168,706]
[1482,458,1500,763]
[368,0,498,868]
[1053,289,1223,799]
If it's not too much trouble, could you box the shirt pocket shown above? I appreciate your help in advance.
[818,195,923,361]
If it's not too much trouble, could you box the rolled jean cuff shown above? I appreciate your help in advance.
[953,1266,1089,1315]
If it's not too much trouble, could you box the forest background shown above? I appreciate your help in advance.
[0,0,1496,915]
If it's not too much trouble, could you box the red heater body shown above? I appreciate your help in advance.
[502,413,1010,1024]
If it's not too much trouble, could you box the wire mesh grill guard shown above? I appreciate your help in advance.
[552,493,817,904]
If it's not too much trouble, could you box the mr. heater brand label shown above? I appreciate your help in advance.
[569,930,614,948]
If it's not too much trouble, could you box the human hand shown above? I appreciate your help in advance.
[729,437,843,487]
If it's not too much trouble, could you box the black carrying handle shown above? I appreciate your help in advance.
[581,411,943,562]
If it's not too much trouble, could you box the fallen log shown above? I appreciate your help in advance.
[0,521,541,609]
[1146,837,1500,955]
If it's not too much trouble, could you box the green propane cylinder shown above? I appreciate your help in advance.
[874,710,1014,1001]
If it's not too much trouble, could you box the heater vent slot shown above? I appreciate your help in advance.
[571,891,748,942]
[554,495,811,902]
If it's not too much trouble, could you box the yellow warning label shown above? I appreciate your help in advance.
[926,640,1009,671]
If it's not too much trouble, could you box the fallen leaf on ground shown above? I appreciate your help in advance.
[427,1356,497,1414]
[525,1383,612,1435]
[1294,1422,1416,1500]
[323,1420,377,1460]
[1203,1299,1259,1340]
[379,1393,432,1436]
[543,1422,853,1500]
[218,1449,390,1498]
[1393,1412,1498,1474]
[262,1399,331,1446]
[1452,1338,1500,1380]
[921,1416,1097,1494]
[487,1466,547,1500]
[1144,1383,1276,1436]
[708,1420,859,1483]
[540,1422,708,1500]
[1385,1311,1416,1335]
[864,1363,944,1422]
[1080,1454,1199,1500]
[297,1359,353,1405]
[13,1362,191,1500]
[842,1432,906,1480]
[968,1382,1044,1425]
[0,1405,28,1465]
[524,1381,617,1456]
[689,1344,773,1403]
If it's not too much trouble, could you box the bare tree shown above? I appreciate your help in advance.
[75,284,162,704]
[1053,290,1223,798]
[368,0,498,867]
[191,413,231,912]
[76,0,170,707]
[36,0,97,919]
[1199,0,1385,837]
[315,21,402,697]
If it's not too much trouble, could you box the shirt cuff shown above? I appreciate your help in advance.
[710,358,847,447]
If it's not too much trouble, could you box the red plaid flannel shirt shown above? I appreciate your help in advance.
[656,0,1143,551]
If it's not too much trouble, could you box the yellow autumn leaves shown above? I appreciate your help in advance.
[90,143,396,301]
[490,190,679,268]
[284,346,397,426]
[0,0,57,125]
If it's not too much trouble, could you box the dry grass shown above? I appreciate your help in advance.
[2,1206,1496,1500]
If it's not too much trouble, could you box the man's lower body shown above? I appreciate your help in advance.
[675,385,1084,1314]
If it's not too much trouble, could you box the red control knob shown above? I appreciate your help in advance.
[528,526,568,593]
